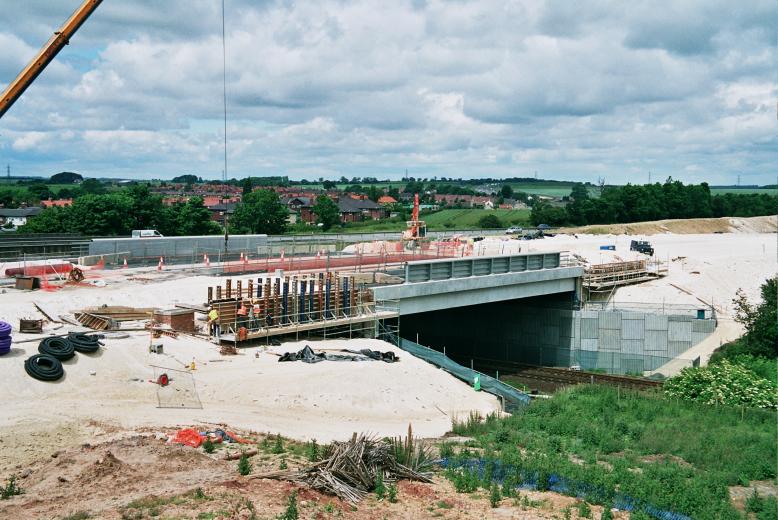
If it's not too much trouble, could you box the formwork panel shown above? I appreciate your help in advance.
[669,340,692,356]
[598,312,622,330]
[543,254,560,268]
[581,318,599,339]
[599,329,621,351]
[452,261,472,278]
[473,259,492,276]
[510,256,527,272]
[644,330,669,352]
[622,319,645,340]
[580,339,599,351]
[668,321,693,341]
[622,339,645,354]
[492,257,509,274]
[527,255,543,270]
[429,263,452,280]
[644,314,668,331]
[692,319,715,333]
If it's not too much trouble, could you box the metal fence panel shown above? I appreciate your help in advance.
[622,318,645,340]
[668,321,693,341]
[599,329,621,351]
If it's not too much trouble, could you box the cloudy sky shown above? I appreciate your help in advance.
[0,0,775,184]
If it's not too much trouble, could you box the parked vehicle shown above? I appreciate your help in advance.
[132,229,164,238]
[630,240,654,256]
[505,226,522,234]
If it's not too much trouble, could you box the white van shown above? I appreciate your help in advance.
[131,229,164,238]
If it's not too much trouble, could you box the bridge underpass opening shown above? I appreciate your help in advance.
[400,293,576,373]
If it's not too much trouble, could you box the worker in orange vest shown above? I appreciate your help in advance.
[237,301,248,329]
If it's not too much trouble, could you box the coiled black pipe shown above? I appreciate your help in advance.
[24,354,64,381]
[68,333,101,353]
[38,336,75,361]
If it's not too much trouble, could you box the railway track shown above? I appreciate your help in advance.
[462,357,663,391]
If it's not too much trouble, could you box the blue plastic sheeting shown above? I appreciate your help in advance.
[397,338,531,411]
[441,458,691,520]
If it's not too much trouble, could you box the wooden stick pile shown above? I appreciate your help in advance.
[254,433,432,504]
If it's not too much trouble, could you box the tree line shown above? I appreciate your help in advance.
[531,180,777,226]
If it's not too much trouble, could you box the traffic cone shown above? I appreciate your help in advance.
[122,258,128,269]
[280,249,285,261]
[204,254,210,267]
[157,257,164,271]
[240,252,244,262]
[243,253,248,265]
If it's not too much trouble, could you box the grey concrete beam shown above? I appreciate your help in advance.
[372,266,583,315]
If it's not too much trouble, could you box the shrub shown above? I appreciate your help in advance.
[489,482,502,508]
[306,439,319,462]
[600,507,613,520]
[272,434,285,454]
[387,484,398,503]
[478,214,502,229]
[577,501,592,518]
[664,359,777,409]
[0,476,23,499]
[238,453,252,476]
[438,441,455,459]
[278,491,298,520]
[279,458,288,470]
[374,473,386,499]
[202,437,215,454]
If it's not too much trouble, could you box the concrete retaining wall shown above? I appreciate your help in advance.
[88,235,268,259]
[78,251,130,266]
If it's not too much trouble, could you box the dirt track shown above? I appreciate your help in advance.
[557,215,776,235]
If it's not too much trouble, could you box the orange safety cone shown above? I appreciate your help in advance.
[122,258,128,269]
[157,256,164,271]
[204,254,210,267]
[240,252,244,262]
[243,253,248,265]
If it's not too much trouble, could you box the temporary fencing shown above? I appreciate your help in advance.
[398,338,531,412]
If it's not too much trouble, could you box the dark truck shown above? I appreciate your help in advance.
[630,240,654,256]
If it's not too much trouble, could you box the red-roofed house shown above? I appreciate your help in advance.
[40,198,73,208]
[377,195,397,205]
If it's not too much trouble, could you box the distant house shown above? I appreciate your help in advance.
[377,195,397,205]
[207,202,237,226]
[0,207,42,228]
[337,197,387,223]
[282,196,316,224]
[40,198,73,208]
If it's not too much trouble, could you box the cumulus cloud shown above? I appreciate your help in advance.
[0,0,775,184]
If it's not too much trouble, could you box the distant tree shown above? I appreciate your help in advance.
[339,176,349,184]
[230,189,288,235]
[173,197,222,235]
[171,174,200,184]
[313,195,340,231]
[27,182,53,201]
[49,171,82,184]
[367,185,382,202]
[478,214,502,229]
[500,184,514,199]
[322,180,337,190]
[241,177,253,196]
[530,202,567,226]
[80,178,106,195]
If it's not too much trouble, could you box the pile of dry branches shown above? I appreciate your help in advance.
[254,431,432,504]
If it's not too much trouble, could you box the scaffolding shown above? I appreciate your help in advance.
[207,274,399,345]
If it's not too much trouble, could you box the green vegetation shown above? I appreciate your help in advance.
[19,184,221,236]
[306,439,319,462]
[230,189,288,235]
[202,437,215,454]
[387,483,398,503]
[669,277,778,408]
[444,384,777,519]
[489,482,502,507]
[0,475,23,499]
[533,179,777,227]
[424,208,529,229]
[374,472,386,499]
[237,452,252,475]
[60,512,91,520]
[478,213,502,229]
[664,359,777,408]
[271,433,285,454]
[278,491,299,520]
[710,187,777,195]
[313,194,340,230]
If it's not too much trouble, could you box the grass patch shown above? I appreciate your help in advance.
[444,385,776,519]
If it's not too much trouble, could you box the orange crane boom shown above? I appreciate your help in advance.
[0,0,103,119]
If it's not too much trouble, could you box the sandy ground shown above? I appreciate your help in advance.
[0,272,499,474]
[0,433,628,520]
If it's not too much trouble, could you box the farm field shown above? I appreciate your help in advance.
[424,208,530,228]
[710,187,777,195]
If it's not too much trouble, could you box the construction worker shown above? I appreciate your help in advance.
[207,305,220,341]
[252,302,261,329]
[236,300,249,329]
[247,302,255,330]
